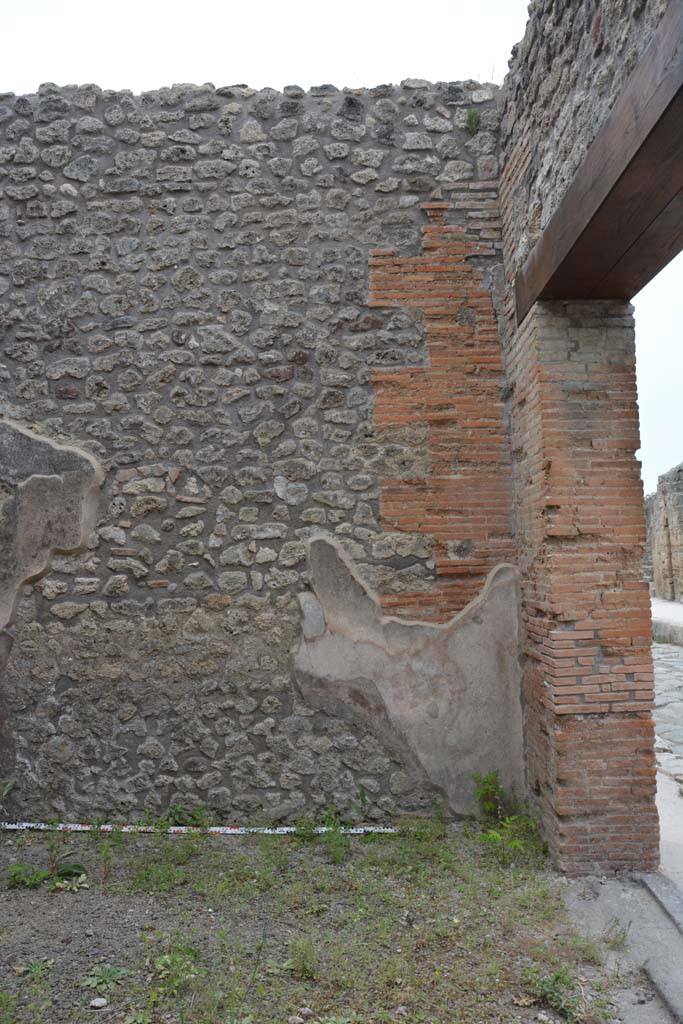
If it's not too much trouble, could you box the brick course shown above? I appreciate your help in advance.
[368,197,515,620]
[503,300,659,873]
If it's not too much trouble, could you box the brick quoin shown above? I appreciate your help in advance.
[504,299,659,874]
[368,196,515,622]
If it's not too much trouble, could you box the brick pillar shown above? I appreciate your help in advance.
[509,300,659,874]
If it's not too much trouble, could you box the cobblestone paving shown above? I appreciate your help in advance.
[653,642,683,785]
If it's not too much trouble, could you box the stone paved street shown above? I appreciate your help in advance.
[654,642,683,783]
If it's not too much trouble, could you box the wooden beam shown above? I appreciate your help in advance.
[515,0,683,324]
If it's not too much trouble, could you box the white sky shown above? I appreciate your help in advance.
[1,0,680,494]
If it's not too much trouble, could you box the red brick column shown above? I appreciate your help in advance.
[509,300,659,873]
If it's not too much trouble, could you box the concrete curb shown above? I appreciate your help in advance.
[637,872,683,936]
[642,960,683,1024]
[652,620,683,646]
[636,873,683,1022]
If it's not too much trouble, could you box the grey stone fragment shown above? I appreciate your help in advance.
[298,592,326,639]
[63,155,98,181]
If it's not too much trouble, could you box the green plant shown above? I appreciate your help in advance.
[26,959,55,981]
[288,935,318,980]
[151,947,200,999]
[522,966,580,1021]
[81,964,129,991]
[99,839,114,881]
[51,871,89,892]
[23,959,54,1024]
[129,859,186,893]
[321,809,351,865]
[7,859,88,890]
[467,108,481,135]
[293,815,318,844]
[166,803,211,829]
[44,822,75,873]
[473,769,508,820]
[7,862,52,889]
[0,991,18,1024]
[480,813,545,866]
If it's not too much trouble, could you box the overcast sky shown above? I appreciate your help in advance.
[2,0,679,494]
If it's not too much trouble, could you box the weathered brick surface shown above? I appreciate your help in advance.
[497,0,665,875]
[503,300,659,873]
[368,198,514,620]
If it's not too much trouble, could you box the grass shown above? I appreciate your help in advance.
[0,818,625,1023]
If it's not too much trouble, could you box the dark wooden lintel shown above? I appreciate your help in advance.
[514,0,683,324]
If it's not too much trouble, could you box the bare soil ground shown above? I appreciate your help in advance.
[0,820,659,1024]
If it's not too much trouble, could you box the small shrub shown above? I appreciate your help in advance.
[473,769,508,821]
[467,108,481,136]
[480,813,546,866]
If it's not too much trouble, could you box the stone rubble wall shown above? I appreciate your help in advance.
[645,465,683,601]
[0,79,515,821]
[501,0,669,274]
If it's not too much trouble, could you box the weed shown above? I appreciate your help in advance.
[288,935,318,980]
[166,803,211,829]
[25,959,54,982]
[0,991,18,1024]
[51,871,89,892]
[522,966,580,1021]
[7,859,88,890]
[81,964,129,991]
[480,813,546,866]
[293,815,318,843]
[567,935,603,965]
[7,862,52,889]
[19,958,55,1024]
[129,859,186,893]
[467,108,481,135]
[473,769,508,820]
[322,811,351,865]
[150,946,200,999]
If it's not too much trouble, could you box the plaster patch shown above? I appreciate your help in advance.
[293,535,524,815]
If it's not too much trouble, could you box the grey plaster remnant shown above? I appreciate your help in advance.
[293,536,524,816]
[0,420,103,632]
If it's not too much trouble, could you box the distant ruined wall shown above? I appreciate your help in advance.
[0,79,519,821]
[645,465,683,602]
